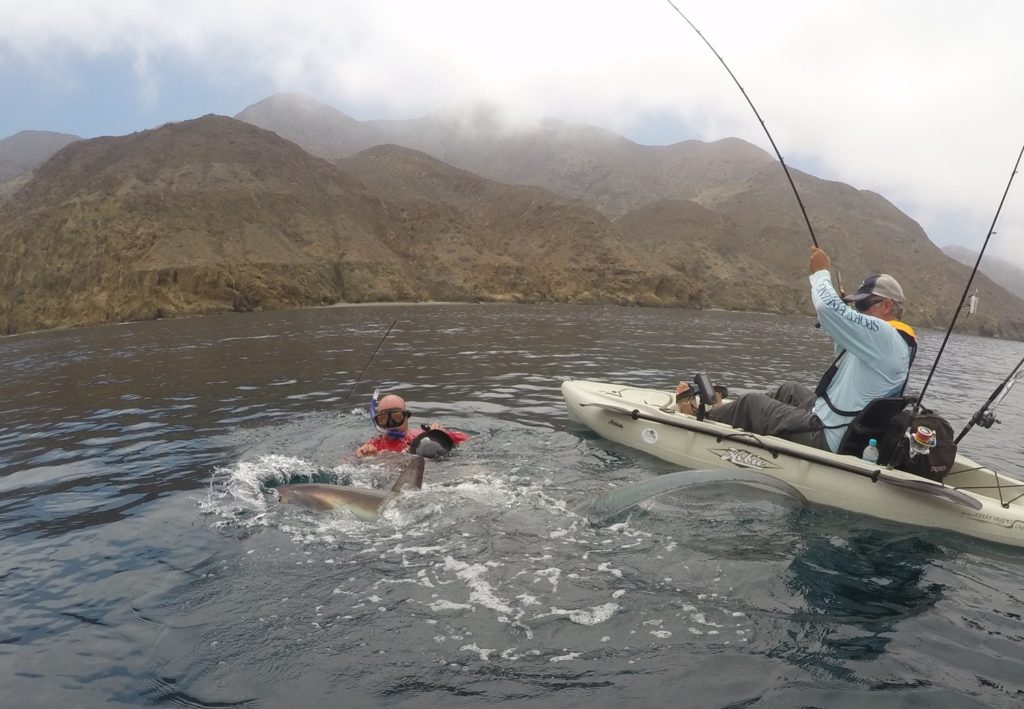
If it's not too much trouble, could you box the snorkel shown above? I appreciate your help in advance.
[369,388,383,433]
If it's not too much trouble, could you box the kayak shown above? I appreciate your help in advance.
[562,378,1024,548]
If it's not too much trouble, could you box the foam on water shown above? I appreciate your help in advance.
[8,303,1024,707]
[193,446,770,669]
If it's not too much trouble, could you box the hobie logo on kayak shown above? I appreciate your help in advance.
[711,447,781,470]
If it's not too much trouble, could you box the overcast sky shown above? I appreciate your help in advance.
[3,0,1023,267]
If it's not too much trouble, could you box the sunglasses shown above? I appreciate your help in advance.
[374,408,410,428]
[854,297,885,312]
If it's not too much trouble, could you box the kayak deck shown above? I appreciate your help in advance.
[563,378,1024,548]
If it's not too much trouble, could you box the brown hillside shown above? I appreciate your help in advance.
[0,116,413,333]
[944,244,1024,301]
[0,129,81,182]
[238,95,776,217]
[338,144,693,306]
[5,94,1023,337]
[0,119,696,334]
[236,94,1024,337]
[695,165,1024,337]
[616,199,778,311]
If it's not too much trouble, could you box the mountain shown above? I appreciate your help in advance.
[0,116,691,335]
[0,116,392,333]
[0,129,81,204]
[233,94,1024,337]
[235,93,384,158]
[335,144,688,305]
[3,95,1024,338]
[942,245,1024,300]
[237,95,777,218]
[0,129,80,181]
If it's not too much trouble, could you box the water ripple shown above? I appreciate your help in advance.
[2,304,1024,707]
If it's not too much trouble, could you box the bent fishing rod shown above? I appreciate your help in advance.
[666,3,1024,428]
[913,143,1024,412]
[341,319,398,403]
[664,0,819,248]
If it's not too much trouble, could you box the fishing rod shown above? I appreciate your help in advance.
[955,353,1024,444]
[664,0,819,248]
[913,143,1024,411]
[341,319,398,403]
[664,4,1023,450]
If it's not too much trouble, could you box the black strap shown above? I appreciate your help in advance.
[814,351,845,399]
[814,329,917,418]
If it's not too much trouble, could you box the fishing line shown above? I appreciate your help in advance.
[341,319,398,403]
[665,3,1024,445]
[664,0,819,247]
[914,143,1024,410]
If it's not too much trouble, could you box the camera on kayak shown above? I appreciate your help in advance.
[693,372,718,406]
[681,372,727,421]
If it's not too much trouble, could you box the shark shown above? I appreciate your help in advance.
[275,455,425,520]
[579,469,808,525]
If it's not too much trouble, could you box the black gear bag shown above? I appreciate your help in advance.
[878,406,958,482]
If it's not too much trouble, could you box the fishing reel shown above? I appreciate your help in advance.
[972,410,1000,429]
[906,425,937,458]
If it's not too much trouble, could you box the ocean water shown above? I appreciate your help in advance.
[1,302,1022,707]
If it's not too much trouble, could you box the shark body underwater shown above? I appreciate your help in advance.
[275,455,425,520]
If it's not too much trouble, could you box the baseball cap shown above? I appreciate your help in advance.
[843,273,904,305]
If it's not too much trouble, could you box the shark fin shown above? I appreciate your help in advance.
[390,455,425,492]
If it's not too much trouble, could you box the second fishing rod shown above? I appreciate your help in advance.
[662,2,1024,466]
[667,2,1024,417]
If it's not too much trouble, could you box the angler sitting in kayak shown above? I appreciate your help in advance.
[356,391,469,458]
[675,246,916,453]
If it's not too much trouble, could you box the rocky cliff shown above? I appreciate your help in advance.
[3,97,1023,339]
[0,117,691,334]
[238,94,1024,339]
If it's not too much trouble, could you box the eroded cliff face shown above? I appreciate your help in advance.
[1,111,1021,339]
[0,117,697,335]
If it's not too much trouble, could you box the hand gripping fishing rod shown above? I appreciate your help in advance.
[913,143,1024,413]
[664,0,819,248]
[665,3,1024,447]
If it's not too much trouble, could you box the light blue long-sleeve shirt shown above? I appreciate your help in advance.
[809,270,912,452]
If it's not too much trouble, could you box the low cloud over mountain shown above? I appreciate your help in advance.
[2,95,1021,339]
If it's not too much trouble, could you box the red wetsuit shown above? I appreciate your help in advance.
[362,429,469,454]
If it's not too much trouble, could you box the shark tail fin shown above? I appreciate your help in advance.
[579,469,807,525]
[390,455,425,492]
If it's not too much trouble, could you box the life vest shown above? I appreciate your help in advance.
[363,432,419,454]
[815,320,917,417]
[362,429,469,454]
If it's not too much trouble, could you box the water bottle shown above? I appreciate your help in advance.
[862,438,880,464]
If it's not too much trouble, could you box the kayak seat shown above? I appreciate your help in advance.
[837,396,914,459]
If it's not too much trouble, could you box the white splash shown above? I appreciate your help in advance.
[542,603,620,626]
[460,643,496,661]
[550,651,582,662]
[534,567,561,592]
[442,557,513,614]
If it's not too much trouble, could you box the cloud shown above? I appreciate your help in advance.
[2,0,1024,264]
